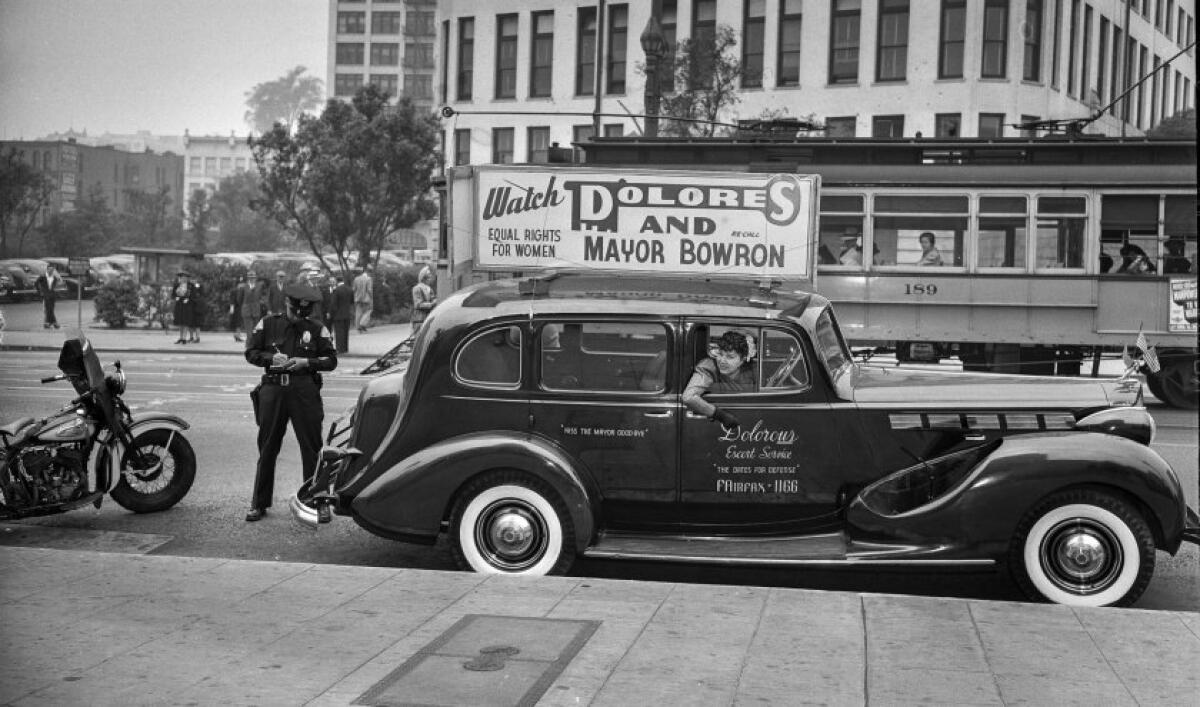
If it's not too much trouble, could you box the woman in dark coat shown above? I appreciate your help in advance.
[171,271,194,343]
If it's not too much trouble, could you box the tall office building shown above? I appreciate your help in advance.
[435,0,1195,166]
[327,0,438,110]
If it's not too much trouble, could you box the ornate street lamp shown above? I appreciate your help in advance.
[640,1,669,138]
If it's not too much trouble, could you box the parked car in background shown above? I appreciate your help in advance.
[3,259,65,299]
[89,257,125,285]
[0,270,14,301]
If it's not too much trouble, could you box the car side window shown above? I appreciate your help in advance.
[760,329,809,390]
[455,325,522,387]
[540,321,668,392]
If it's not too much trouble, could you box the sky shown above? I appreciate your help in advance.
[0,0,328,140]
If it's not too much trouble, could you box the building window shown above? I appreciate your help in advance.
[978,113,1005,137]
[527,127,550,162]
[406,10,435,36]
[219,157,232,174]
[742,0,766,88]
[405,42,434,69]
[336,42,364,65]
[454,129,471,166]
[872,114,904,137]
[572,124,593,161]
[492,128,514,164]
[939,0,966,79]
[235,157,246,171]
[1051,0,1062,86]
[1151,55,1161,126]
[1067,0,1078,96]
[1110,26,1123,116]
[981,0,1008,78]
[370,74,399,96]
[825,116,856,137]
[577,7,597,96]
[335,73,364,96]
[876,0,909,82]
[337,12,365,34]
[1019,114,1040,137]
[604,123,625,136]
[977,196,1027,269]
[371,11,401,34]
[607,4,628,94]
[370,43,400,66]
[189,157,201,174]
[495,14,518,99]
[829,0,861,84]
[1097,16,1109,104]
[935,113,961,137]
[457,18,474,101]
[1136,43,1147,128]
[1080,5,1092,101]
[204,157,217,176]
[441,20,449,103]
[405,74,432,100]
[1024,0,1043,81]
[693,0,717,44]
[660,1,678,92]
[777,0,803,87]
[1159,57,1171,122]
[530,11,554,97]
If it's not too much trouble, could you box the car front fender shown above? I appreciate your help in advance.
[847,432,1189,557]
[351,431,598,550]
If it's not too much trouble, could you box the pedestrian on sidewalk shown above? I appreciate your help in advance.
[329,272,354,353]
[267,270,287,315]
[35,263,62,329]
[230,275,249,342]
[410,265,437,336]
[171,271,197,344]
[353,264,374,333]
[241,271,268,342]
[243,283,337,522]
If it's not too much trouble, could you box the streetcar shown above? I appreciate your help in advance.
[575,135,1198,408]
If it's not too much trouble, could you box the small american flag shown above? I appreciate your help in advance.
[1135,329,1161,373]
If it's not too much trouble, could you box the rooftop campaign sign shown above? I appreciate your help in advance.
[472,167,818,279]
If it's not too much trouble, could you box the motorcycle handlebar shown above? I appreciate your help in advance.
[40,374,65,384]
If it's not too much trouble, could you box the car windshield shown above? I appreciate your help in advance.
[814,307,853,380]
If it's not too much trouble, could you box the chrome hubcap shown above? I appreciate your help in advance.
[1041,519,1122,595]
[476,499,548,571]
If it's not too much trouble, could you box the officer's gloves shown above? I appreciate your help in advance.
[710,407,740,431]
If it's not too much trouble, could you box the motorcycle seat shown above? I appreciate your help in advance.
[0,417,36,441]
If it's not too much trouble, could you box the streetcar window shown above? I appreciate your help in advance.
[873,194,967,268]
[1102,195,1161,275]
[818,194,868,268]
[1163,195,1197,275]
[977,196,1027,269]
[1035,196,1086,270]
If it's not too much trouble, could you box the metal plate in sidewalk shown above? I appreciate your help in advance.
[0,523,174,554]
[355,614,600,707]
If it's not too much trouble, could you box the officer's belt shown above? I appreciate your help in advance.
[262,372,315,386]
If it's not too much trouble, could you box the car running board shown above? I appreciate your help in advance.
[582,531,994,567]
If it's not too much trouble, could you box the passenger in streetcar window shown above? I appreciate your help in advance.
[839,240,864,266]
[916,232,945,266]
[1099,248,1114,273]
[1117,244,1157,274]
[682,330,756,431]
[1163,238,1192,274]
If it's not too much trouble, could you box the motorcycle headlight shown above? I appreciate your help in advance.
[105,367,126,395]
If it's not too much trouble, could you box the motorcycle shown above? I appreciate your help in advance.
[0,334,195,519]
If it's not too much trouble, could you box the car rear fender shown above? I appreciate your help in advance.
[848,432,1188,555]
[350,431,598,550]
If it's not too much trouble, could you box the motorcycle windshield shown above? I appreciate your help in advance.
[57,334,118,429]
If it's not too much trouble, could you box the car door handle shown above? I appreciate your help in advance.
[964,433,986,442]
[643,410,674,418]
[684,411,708,419]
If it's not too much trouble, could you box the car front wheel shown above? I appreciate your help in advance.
[450,471,576,576]
[1010,489,1155,607]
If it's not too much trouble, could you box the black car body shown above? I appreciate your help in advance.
[294,274,1198,607]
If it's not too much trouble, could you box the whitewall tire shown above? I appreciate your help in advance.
[450,472,575,576]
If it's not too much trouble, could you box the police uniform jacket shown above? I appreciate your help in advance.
[245,313,338,377]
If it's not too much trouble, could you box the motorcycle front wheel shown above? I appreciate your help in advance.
[109,428,197,513]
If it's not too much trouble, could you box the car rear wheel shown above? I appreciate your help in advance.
[449,471,576,576]
[1010,489,1154,607]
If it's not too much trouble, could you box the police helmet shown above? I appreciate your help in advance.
[284,283,320,317]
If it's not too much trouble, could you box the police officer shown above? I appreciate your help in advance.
[244,283,337,521]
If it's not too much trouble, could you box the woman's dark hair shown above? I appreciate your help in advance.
[919,232,936,246]
[715,330,750,359]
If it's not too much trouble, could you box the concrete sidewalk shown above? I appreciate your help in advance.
[1,545,1197,706]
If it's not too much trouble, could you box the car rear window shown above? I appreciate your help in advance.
[455,325,522,387]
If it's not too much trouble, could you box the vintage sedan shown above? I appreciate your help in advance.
[293,274,1198,607]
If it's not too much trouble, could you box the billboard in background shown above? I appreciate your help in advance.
[472,167,818,280]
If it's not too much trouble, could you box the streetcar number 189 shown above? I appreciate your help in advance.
[904,283,938,295]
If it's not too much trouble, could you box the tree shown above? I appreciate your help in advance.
[651,25,743,138]
[41,183,115,256]
[120,185,177,247]
[0,147,54,258]
[209,171,286,252]
[186,188,213,251]
[1146,108,1196,138]
[244,65,324,135]
[249,85,441,273]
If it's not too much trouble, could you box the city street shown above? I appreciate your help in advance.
[2,333,1195,612]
